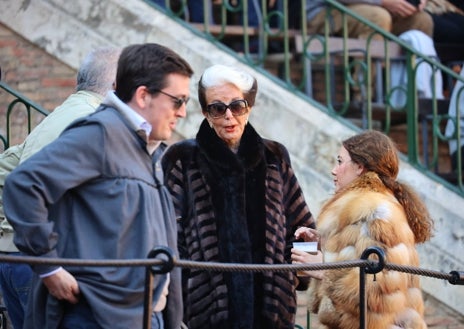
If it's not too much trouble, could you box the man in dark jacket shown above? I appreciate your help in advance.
[3,43,193,329]
[0,46,120,329]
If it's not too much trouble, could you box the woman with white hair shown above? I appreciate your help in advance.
[162,64,316,329]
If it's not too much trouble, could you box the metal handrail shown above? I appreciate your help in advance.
[0,78,49,149]
[145,0,464,196]
[2,1,463,193]
[0,246,462,329]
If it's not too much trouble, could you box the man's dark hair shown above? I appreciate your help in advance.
[115,43,194,102]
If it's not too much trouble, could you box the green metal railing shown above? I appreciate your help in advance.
[0,72,49,149]
[147,0,464,196]
[1,1,463,195]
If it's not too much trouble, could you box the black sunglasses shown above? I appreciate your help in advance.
[155,89,190,109]
[206,99,249,118]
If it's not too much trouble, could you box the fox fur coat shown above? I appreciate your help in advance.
[309,172,427,329]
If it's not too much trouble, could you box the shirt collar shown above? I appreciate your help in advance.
[103,91,152,138]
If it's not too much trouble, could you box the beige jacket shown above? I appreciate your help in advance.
[0,90,103,252]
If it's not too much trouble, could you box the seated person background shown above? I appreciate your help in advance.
[305,0,433,40]
[425,0,464,44]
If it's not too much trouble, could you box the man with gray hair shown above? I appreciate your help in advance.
[0,46,120,329]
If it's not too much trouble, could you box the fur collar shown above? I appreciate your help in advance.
[324,171,388,209]
[343,171,386,192]
[196,119,266,172]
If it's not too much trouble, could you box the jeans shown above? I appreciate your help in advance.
[59,298,101,329]
[59,297,164,329]
[0,255,33,329]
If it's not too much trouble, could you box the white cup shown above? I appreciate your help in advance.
[293,241,318,277]
[292,241,318,254]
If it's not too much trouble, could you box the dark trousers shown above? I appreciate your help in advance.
[58,297,164,329]
[431,13,464,44]
[59,298,101,329]
[451,145,464,171]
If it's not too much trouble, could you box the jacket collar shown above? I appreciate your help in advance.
[196,119,265,171]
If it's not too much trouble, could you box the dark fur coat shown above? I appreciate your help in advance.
[162,120,315,329]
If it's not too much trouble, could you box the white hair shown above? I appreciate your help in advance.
[200,64,254,92]
[76,47,121,95]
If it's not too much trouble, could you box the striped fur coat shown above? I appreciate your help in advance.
[162,120,315,329]
[308,172,427,329]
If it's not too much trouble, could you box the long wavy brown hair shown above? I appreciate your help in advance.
[343,130,434,243]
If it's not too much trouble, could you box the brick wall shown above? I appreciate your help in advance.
[0,23,76,147]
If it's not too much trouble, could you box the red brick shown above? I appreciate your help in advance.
[0,23,76,147]
[41,78,76,88]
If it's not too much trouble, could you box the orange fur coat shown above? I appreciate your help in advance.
[308,172,427,329]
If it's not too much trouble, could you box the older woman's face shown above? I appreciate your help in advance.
[331,146,364,192]
[204,83,250,150]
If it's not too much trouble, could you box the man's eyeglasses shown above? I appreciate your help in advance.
[155,89,190,110]
[206,99,249,118]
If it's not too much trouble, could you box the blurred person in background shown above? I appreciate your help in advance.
[3,43,193,329]
[305,0,433,39]
[0,46,120,329]
[426,0,464,44]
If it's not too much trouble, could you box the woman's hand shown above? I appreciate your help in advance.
[295,227,320,242]
[291,249,324,279]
